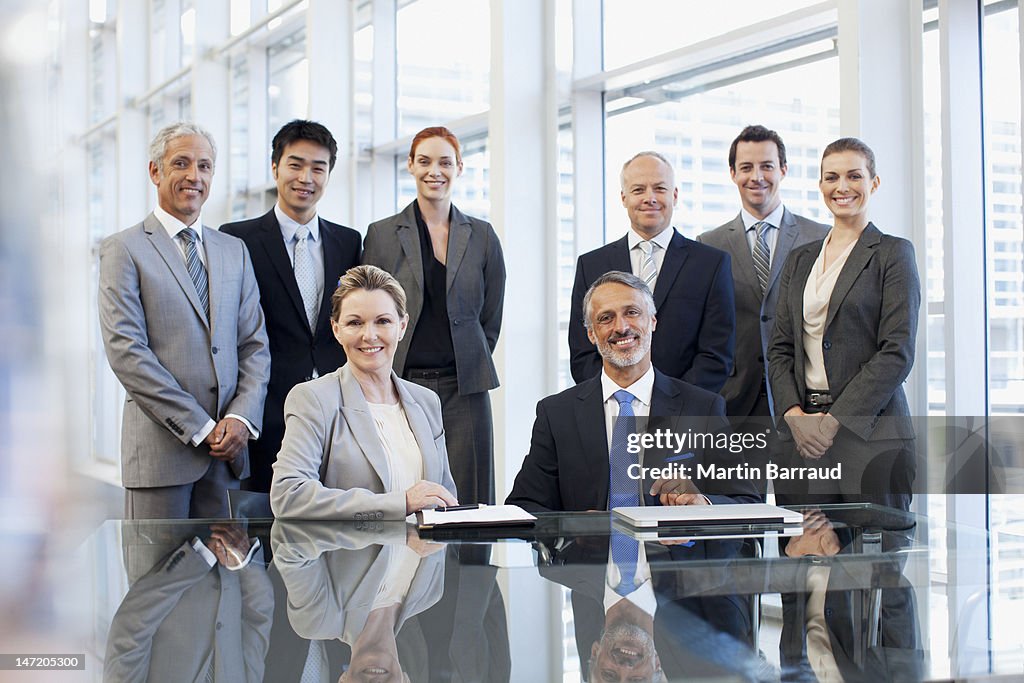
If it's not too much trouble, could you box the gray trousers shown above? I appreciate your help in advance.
[125,458,238,519]
[405,373,495,505]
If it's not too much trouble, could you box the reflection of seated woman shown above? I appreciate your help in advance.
[271,265,458,520]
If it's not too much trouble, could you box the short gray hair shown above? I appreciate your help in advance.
[620,150,675,190]
[581,270,656,330]
[148,121,217,172]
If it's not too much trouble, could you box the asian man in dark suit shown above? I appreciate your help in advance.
[697,125,828,421]
[508,271,760,513]
[99,122,270,520]
[568,151,735,393]
[221,120,361,493]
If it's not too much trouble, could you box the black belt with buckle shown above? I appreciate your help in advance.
[805,390,833,407]
[405,367,457,380]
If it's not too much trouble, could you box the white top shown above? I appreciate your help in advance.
[154,203,206,265]
[603,544,657,616]
[367,401,423,493]
[627,227,674,290]
[802,231,857,391]
[600,365,655,452]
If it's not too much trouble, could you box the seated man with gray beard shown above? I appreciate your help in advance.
[507,271,760,513]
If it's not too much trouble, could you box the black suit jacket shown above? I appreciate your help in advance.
[220,210,361,490]
[568,229,736,392]
[505,369,761,512]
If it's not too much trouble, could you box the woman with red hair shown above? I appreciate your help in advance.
[363,127,506,504]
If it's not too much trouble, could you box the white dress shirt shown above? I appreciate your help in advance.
[626,227,674,291]
[740,203,786,266]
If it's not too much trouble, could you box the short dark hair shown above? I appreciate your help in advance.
[728,125,787,171]
[821,137,877,179]
[271,119,338,171]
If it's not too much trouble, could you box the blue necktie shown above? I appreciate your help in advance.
[180,228,209,320]
[609,389,641,595]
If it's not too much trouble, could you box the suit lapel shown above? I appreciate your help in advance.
[653,230,689,311]
[394,376,442,483]
[258,210,309,331]
[575,379,610,509]
[445,206,472,294]
[144,214,209,329]
[725,216,762,302]
[395,203,424,294]
[768,209,801,295]
[319,218,345,334]
[642,371,685,505]
[824,224,881,331]
[205,228,224,331]
[338,367,392,489]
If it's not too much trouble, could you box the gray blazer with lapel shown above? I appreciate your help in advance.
[697,208,828,417]
[98,213,270,487]
[767,223,921,440]
[362,201,506,395]
[270,364,458,519]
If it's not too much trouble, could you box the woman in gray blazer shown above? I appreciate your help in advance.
[768,138,920,510]
[270,265,458,520]
[363,126,506,504]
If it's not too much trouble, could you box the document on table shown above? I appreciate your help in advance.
[416,504,537,529]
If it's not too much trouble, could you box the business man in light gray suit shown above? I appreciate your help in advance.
[697,125,828,421]
[99,121,270,520]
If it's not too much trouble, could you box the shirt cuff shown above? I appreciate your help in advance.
[224,538,262,571]
[226,413,259,440]
[191,420,216,447]
[191,537,217,567]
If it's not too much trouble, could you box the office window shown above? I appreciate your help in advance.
[229,55,250,219]
[605,56,839,239]
[266,28,309,155]
[602,0,822,70]
[395,0,489,137]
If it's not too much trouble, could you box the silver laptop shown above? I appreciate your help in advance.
[613,503,803,529]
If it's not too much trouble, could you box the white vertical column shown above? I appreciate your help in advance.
[116,0,149,231]
[837,0,927,416]
[307,0,353,224]
[191,3,231,225]
[572,0,605,252]
[938,0,990,674]
[490,0,561,679]
[368,0,397,227]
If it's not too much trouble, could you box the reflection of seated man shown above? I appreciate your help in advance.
[271,520,444,682]
[780,509,922,683]
[536,531,759,682]
[507,271,760,512]
[104,523,272,683]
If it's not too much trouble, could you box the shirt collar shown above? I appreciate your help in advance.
[627,226,674,251]
[741,203,785,232]
[275,203,320,243]
[600,364,656,407]
[154,203,203,242]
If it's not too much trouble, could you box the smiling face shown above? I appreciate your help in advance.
[331,288,409,379]
[407,135,462,203]
[620,155,677,239]
[819,150,880,226]
[730,139,787,219]
[586,282,656,371]
[588,622,660,683]
[273,139,331,224]
[149,134,214,226]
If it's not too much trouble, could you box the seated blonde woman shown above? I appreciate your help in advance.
[271,265,458,519]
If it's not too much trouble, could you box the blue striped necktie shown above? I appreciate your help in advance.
[179,228,209,320]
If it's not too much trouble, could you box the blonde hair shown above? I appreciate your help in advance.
[331,265,408,320]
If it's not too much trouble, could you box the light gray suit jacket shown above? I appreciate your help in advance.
[271,520,443,641]
[767,223,921,440]
[270,364,458,519]
[98,213,270,487]
[698,208,828,417]
[363,201,506,395]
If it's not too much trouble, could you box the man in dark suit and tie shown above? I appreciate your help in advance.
[697,125,828,421]
[99,122,270,519]
[569,151,735,393]
[221,120,362,492]
[508,271,759,513]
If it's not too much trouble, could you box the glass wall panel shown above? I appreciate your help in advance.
[266,28,309,179]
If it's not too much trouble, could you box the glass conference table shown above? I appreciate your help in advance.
[62,503,1024,682]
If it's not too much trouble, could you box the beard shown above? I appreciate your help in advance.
[597,328,652,369]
